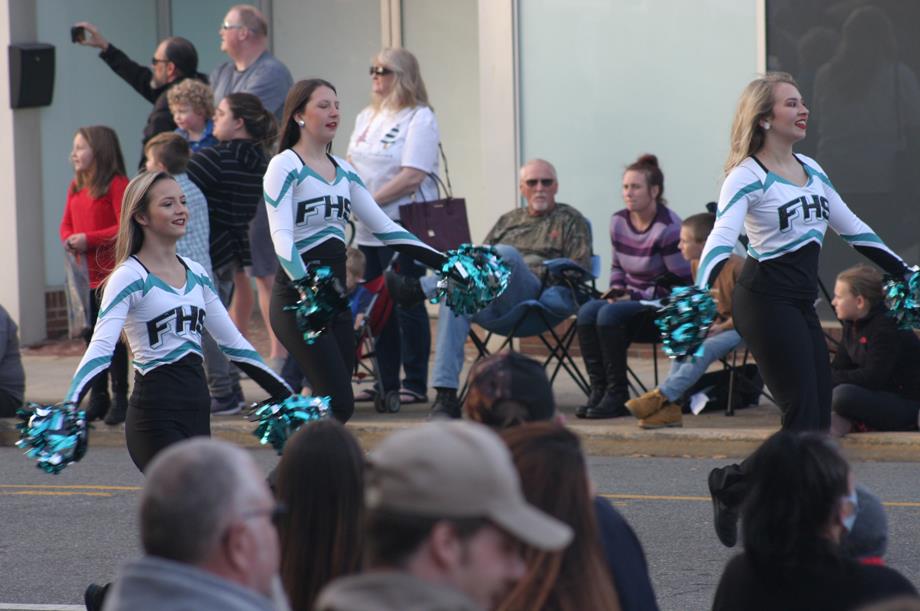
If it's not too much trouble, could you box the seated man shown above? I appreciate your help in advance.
[97,439,286,611]
[625,213,743,429]
[389,159,592,417]
[315,420,572,611]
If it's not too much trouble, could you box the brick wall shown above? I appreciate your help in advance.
[45,289,69,339]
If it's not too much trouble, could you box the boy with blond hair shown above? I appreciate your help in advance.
[167,79,218,152]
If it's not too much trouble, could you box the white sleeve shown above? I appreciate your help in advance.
[401,107,440,173]
[263,152,309,281]
[697,167,761,288]
[804,158,908,276]
[339,159,445,269]
[66,266,139,403]
[199,268,292,397]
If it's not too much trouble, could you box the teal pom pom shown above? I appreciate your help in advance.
[884,269,920,330]
[284,266,349,344]
[655,286,718,359]
[430,244,510,316]
[248,395,330,454]
[16,402,88,474]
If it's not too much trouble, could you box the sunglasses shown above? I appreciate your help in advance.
[151,57,170,65]
[524,178,555,188]
[369,66,394,76]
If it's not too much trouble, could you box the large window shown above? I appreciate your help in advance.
[768,1,920,300]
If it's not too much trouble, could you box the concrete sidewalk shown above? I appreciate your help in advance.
[4,351,920,461]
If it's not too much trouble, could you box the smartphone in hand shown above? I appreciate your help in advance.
[601,286,627,299]
[70,26,87,43]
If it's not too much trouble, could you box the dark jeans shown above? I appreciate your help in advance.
[0,389,22,417]
[359,244,430,395]
[833,383,920,431]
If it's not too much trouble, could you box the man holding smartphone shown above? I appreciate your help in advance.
[72,22,206,169]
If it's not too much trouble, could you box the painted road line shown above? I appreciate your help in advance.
[601,493,920,508]
[0,484,141,491]
[0,604,85,610]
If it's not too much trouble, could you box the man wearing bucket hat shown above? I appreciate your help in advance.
[315,421,572,611]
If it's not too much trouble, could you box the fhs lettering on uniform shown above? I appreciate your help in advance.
[146,305,207,348]
[295,195,352,224]
[778,194,830,232]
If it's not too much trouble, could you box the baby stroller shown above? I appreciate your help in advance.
[353,273,402,413]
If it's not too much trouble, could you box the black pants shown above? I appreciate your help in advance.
[270,254,355,423]
[0,389,22,418]
[86,287,129,401]
[711,285,832,508]
[833,383,920,431]
[125,354,210,472]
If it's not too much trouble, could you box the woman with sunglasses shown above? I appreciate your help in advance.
[346,48,441,409]
[575,154,692,420]
[265,79,448,424]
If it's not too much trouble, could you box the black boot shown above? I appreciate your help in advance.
[429,387,460,420]
[575,325,607,418]
[585,324,631,419]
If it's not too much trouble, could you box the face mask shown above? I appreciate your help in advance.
[841,489,859,533]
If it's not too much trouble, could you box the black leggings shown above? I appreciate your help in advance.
[711,285,832,509]
[833,384,920,431]
[270,252,354,423]
[125,354,210,472]
[732,284,831,431]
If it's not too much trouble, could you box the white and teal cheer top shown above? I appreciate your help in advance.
[67,256,289,403]
[697,154,907,299]
[262,150,444,281]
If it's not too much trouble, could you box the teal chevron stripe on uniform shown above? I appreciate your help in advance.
[339,167,366,188]
[841,232,884,245]
[697,246,734,285]
[98,279,144,318]
[184,269,215,294]
[134,342,202,372]
[802,162,835,190]
[748,229,825,259]
[264,170,299,208]
[66,355,112,399]
[142,273,180,296]
[221,346,264,362]
[295,226,345,250]
[719,180,763,218]
[278,242,308,280]
[373,230,418,242]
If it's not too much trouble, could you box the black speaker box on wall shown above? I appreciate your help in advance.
[9,43,55,109]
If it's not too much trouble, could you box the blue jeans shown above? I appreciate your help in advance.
[658,330,742,401]
[423,244,574,389]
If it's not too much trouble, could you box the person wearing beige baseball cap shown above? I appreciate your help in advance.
[315,421,573,611]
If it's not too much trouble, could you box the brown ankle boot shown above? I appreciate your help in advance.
[625,388,668,420]
[638,403,683,429]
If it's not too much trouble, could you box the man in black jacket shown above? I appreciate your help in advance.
[74,21,206,168]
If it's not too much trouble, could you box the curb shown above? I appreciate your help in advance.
[4,418,920,462]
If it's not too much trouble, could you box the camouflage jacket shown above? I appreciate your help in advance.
[484,203,592,278]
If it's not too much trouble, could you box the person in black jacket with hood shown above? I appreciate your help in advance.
[74,21,207,168]
[830,264,920,436]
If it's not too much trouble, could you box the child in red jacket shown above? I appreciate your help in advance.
[60,125,130,424]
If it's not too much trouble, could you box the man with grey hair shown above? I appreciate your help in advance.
[100,439,286,610]
[211,4,293,119]
[388,159,593,418]
[316,421,572,611]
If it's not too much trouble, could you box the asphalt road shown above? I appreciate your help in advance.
[1,447,918,611]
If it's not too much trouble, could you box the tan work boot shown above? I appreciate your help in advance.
[625,388,668,420]
[639,403,683,429]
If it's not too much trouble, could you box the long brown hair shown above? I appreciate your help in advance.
[837,264,884,309]
[275,419,365,610]
[222,92,278,154]
[499,423,621,611]
[72,125,127,199]
[724,72,799,174]
[278,78,338,153]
